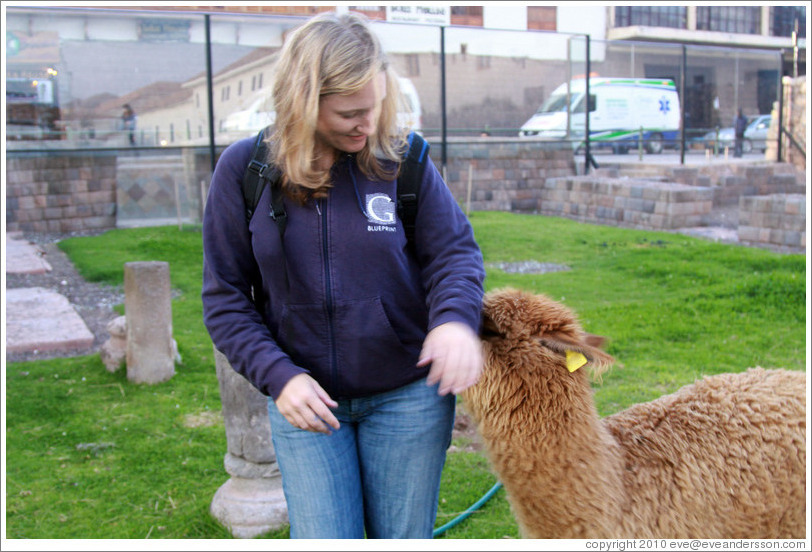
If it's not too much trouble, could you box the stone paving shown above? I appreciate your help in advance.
[4,233,95,356]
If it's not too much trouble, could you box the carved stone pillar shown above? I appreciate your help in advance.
[210,348,288,538]
[123,261,175,384]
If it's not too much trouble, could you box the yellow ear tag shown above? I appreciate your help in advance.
[565,350,588,372]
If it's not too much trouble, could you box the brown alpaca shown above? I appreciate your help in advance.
[462,288,806,539]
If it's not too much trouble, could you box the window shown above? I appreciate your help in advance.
[221,86,230,101]
[251,75,256,91]
[528,6,556,31]
[572,94,596,114]
[771,6,806,38]
[257,73,263,89]
[615,6,686,29]
[451,6,482,27]
[349,6,386,21]
[237,80,242,96]
[696,6,760,34]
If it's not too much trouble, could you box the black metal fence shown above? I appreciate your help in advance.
[6,6,786,170]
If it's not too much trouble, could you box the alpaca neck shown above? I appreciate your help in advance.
[481,370,626,538]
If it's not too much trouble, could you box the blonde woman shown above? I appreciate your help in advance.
[202,12,484,538]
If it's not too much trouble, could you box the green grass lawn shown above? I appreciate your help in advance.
[4,212,806,539]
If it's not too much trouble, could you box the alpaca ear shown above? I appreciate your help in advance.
[537,332,614,371]
[585,333,607,349]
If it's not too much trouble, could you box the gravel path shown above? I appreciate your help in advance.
[6,232,124,364]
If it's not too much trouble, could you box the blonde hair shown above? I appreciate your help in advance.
[270,11,408,201]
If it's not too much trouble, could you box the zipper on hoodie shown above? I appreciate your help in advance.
[319,196,340,396]
[321,155,357,398]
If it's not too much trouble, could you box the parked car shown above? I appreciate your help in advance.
[744,114,771,153]
[696,115,759,152]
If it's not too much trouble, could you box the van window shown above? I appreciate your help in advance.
[537,93,587,114]
[572,94,596,114]
[537,94,568,114]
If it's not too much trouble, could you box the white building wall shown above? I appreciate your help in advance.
[483,6,527,31]
[557,5,606,39]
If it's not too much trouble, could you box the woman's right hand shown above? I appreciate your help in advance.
[275,373,340,434]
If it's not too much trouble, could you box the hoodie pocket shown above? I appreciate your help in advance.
[277,303,330,374]
[333,296,415,373]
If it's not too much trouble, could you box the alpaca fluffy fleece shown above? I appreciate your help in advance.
[462,288,806,539]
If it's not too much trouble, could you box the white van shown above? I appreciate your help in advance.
[519,78,681,154]
[397,77,422,133]
[221,77,421,135]
[222,96,276,134]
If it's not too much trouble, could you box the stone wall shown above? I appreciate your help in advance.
[766,76,806,172]
[661,164,805,208]
[596,162,805,208]
[6,139,575,233]
[6,152,117,234]
[5,140,805,254]
[538,174,715,230]
[710,166,806,207]
[6,148,217,233]
[738,193,806,252]
[427,138,576,213]
[782,76,806,172]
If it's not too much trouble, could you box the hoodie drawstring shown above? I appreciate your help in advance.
[348,159,369,220]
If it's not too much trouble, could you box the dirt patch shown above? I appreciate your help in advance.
[183,410,223,428]
[450,405,483,453]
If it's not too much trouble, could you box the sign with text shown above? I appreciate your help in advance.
[138,19,191,42]
[386,5,450,26]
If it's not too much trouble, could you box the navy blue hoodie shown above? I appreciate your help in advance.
[202,136,485,401]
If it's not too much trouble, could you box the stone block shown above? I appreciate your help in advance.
[744,166,774,182]
[782,231,802,247]
[214,348,275,464]
[210,475,288,539]
[5,287,93,353]
[737,225,759,242]
[124,261,175,384]
[211,348,288,538]
[100,315,127,373]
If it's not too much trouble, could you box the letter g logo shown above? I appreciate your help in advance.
[366,194,395,224]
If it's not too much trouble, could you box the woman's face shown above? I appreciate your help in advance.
[314,72,386,168]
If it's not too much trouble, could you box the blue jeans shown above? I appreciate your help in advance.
[267,377,456,539]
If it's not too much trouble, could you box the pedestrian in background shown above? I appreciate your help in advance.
[121,104,136,145]
[733,108,747,158]
[201,11,485,539]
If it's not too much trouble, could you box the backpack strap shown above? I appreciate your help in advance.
[242,128,286,238]
[397,132,430,246]
[242,127,289,292]
[243,129,429,248]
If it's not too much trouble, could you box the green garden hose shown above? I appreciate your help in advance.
[433,482,503,538]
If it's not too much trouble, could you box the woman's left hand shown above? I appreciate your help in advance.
[418,321,482,395]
